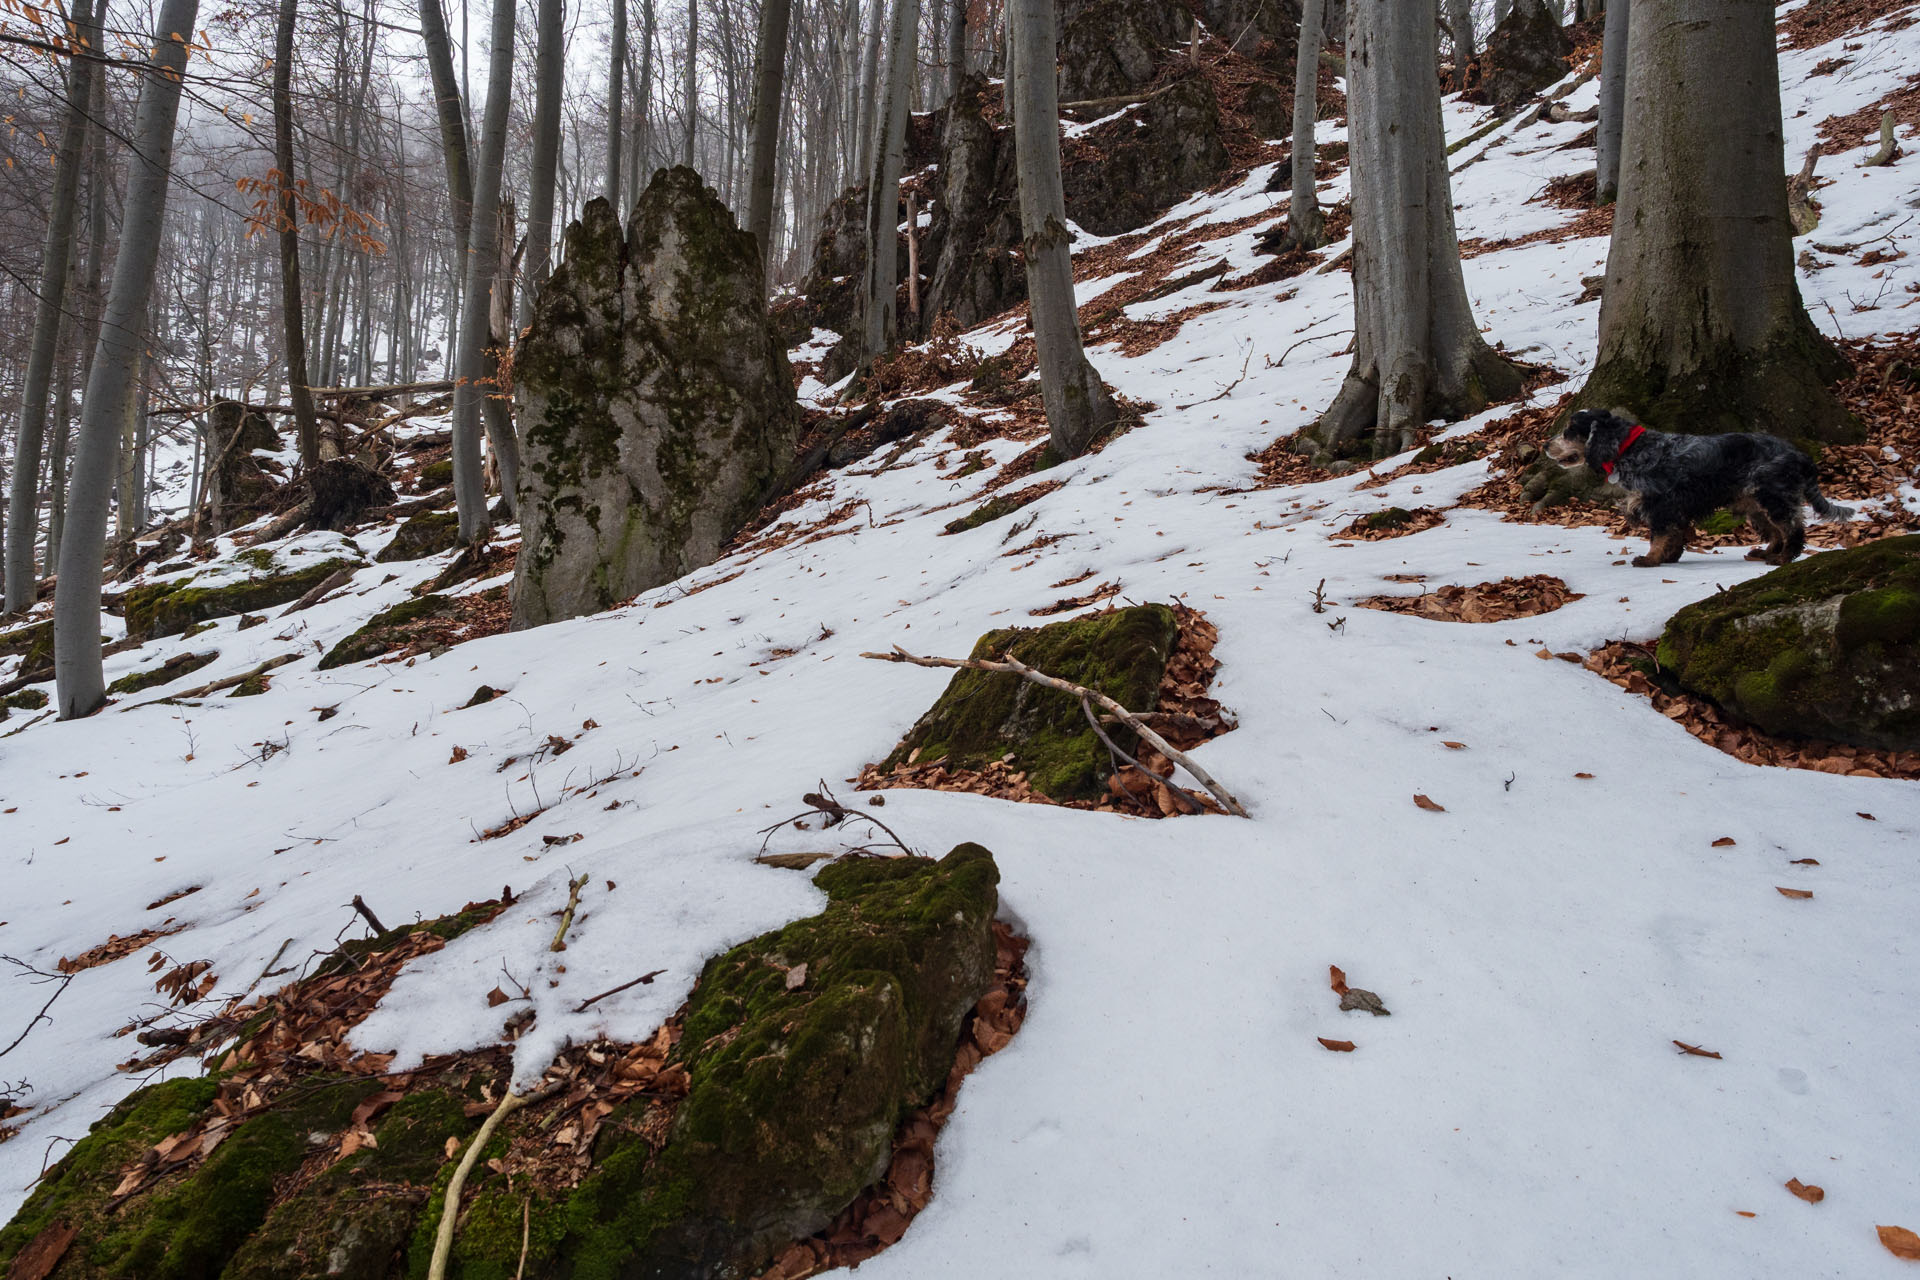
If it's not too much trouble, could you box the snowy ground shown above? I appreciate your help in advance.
[6,6,1920,1275]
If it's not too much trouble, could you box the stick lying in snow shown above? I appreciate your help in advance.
[860,646,1250,817]
[427,1080,564,1280]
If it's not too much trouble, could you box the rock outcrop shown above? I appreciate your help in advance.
[1477,0,1573,114]
[924,75,1027,331]
[1063,73,1234,236]
[203,400,281,532]
[1658,535,1920,751]
[512,167,801,629]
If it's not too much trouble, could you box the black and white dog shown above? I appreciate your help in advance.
[1546,408,1853,567]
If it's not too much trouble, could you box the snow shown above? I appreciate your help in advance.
[6,11,1920,1275]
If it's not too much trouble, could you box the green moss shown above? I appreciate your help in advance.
[124,557,362,640]
[378,511,464,563]
[237,548,277,572]
[1696,507,1747,536]
[418,458,455,488]
[882,605,1178,801]
[3,688,48,710]
[1363,507,1414,530]
[0,619,53,669]
[943,483,1054,534]
[1659,534,1920,749]
[107,650,219,696]
[318,594,456,670]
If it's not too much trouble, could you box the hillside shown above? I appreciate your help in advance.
[4,3,1920,1275]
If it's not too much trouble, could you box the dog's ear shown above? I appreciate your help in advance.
[1608,406,1641,427]
[1565,409,1599,441]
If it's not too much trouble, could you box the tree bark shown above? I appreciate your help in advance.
[608,0,627,198]
[945,0,966,106]
[1287,0,1324,250]
[1578,0,1855,442]
[859,0,921,365]
[1312,0,1521,460]
[274,0,323,473]
[450,0,516,542]
[4,0,97,617]
[1446,0,1475,89]
[744,0,792,269]
[855,0,885,179]
[683,0,700,166]
[55,0,201,719]
[418,0,474,262]
[1009,0,1118,458]
[1594,0,1628,202]
[521,0,565,331]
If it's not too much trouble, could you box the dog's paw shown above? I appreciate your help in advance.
[1745,547,1771,561]
[1631,555,1660,567]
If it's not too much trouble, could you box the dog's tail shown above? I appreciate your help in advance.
[1806,480,1855,522]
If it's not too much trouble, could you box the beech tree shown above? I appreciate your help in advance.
[3,0,97,617]
[1578,0,1855,441]
[522,0,566,328]
[1311,0,1520,459]
[1285,0,1323,250]
[858,0,920,365]
[1009,0,1117,457]
[273,0,324,472]
[1595,0,1629,202]
[54,0,202,719]
[745,0,794,265]
[608,0,628,199]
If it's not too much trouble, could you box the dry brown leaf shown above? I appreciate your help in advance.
[1413,794,1446,812]
[1859,812,1877,821]
[1443,741,1466,750]
[1673,1040,1723,1060]
[1880,1225,1920,1260]
[1776,887,1814,900]
[1736,1210,1757,1218]
[1712,837,1737,847]
[449,745,469,763]
[1789,858,1821,866]
[486,986,510,1007]
[1574,772,1594,779]
[1317,1037,1356,1052]
[8,1220,77,1280]
[1329,965,1349,995]
[1785,1178,1825,1204]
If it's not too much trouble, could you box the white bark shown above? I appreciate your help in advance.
[1287,0,1323,249]
[1595,0,1629,202]
[54,0,201,719]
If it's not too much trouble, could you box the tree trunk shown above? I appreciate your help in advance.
[4,0,97,617]
[859,0,921,365]
[522,0,565,330]
[1009,0,1118,458]
[484,199,521,513]
[945,0,966,106]
[1578,0,1854,442]
[54,0,200,720]
[1447,0,1475,89]
[1594,0,1629,203]
[608,0,627,198]
[744,0,792,268]
[1313,0,1521,460]
[274,0,324,472]
[856,0,885,178]
[684,0,700,166]
[1287,0,1324,250]
[450,0,516,542]
[419,0,474,260]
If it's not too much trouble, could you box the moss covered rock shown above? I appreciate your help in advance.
[377,511,464,563]
[107,649,219,696]
[883,605,1179,801]
[0,618,54,669]
[511,167,801,630]
[124,557,363,640]
[318,594,457,669]
[1657,535,1920,750]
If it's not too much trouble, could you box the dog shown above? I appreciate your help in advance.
[1546,408,1853,567]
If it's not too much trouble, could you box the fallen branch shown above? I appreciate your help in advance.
[427,1080,563,1280]
[132,653,300,706]
[350,895,388,935]
[550,874,589,952]
[1,956,74,1059]
[757,781,915,853]
[239,502,313,547]
[278,567,356,617]
[1079,693,1201,814]
[861,647,1250,817]
[1864,110,1900,167]
[572,969,666,1013]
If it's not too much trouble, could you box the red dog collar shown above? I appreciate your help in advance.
[1600,424,1646,477]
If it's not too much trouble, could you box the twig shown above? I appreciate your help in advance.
[1079,694,1201,814]
[278,567,356,617]
[572,969,666,1013]
[1311,579,1328,614]
[1175,339,1256,410]
[250,938,296,991]
[131,653,300,706]
[350,895,389,935]
[516,1197,531,1280]
[551,874,589,952]
[1269,329,1353,368]
[757,781,914,853]
[1864,110,1899,167]
[862,648,1250,817]
[1,957,74,1059]
[427,1081,563,1280]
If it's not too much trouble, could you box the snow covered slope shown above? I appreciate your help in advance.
[5,6,1920,1275]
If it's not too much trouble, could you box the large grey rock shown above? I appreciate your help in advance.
[924,74,1027,331]
[1477,0,1572,113]
[1063,74,1233,235]
[512,167,801,629]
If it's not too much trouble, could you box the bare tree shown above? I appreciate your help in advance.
[745,0,793,267]
[54,0,202,719]
[522,0,566,328]
[274,0,324,472]
[1595,0,1629,203]
[1578,0,1854,441]
[858,0,921,366]
[4,0,97,616]
[608,0,627,198]
[1009,0,1117,457]
[1312,0,1521,459]
[1286,0,1324,250]
[1446,0,1476,89]
[683,0,700,166]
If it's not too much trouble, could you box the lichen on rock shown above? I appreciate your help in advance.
[882,605,1181,801]
[511,166,802,629]
[1657,535,1920,750]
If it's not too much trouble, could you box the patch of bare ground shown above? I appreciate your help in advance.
[1814,70,1920,156]
[1356,574,1584,623]
[856,604,1237,818]
[1782,0,1919,50]
[1334,507,1447,540]
[1587,642,1920,779]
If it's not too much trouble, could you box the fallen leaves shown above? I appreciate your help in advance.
[1357,575,1583,624]
[1317,1038,1356,1052]
[1413,794,1447,813]
[1328,966,1348,995]
[1785,1178,1825,1204]
[57,925,187,974]
[1776,887,1814,900]
[9,1220,77,1280]
[1673,1040,1723,1060]
[1712,837,1737,847]
[1880,1225,1920,1260]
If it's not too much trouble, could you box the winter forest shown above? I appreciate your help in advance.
[2,0,1919,1273]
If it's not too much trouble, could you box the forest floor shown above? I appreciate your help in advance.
[5,3,1920,1274]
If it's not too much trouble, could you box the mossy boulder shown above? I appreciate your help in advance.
[417,458,455,490]
[124,556,363,640]
[1477,0,1572,114]
[318,594,456,669]
[377,511,464,563]
[1657,535,1920,750]
[1062,73,1233,236]
[107,649,219,696]
[883,605,1179,801]
[511,167,801,629]
[0,618,54,669]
